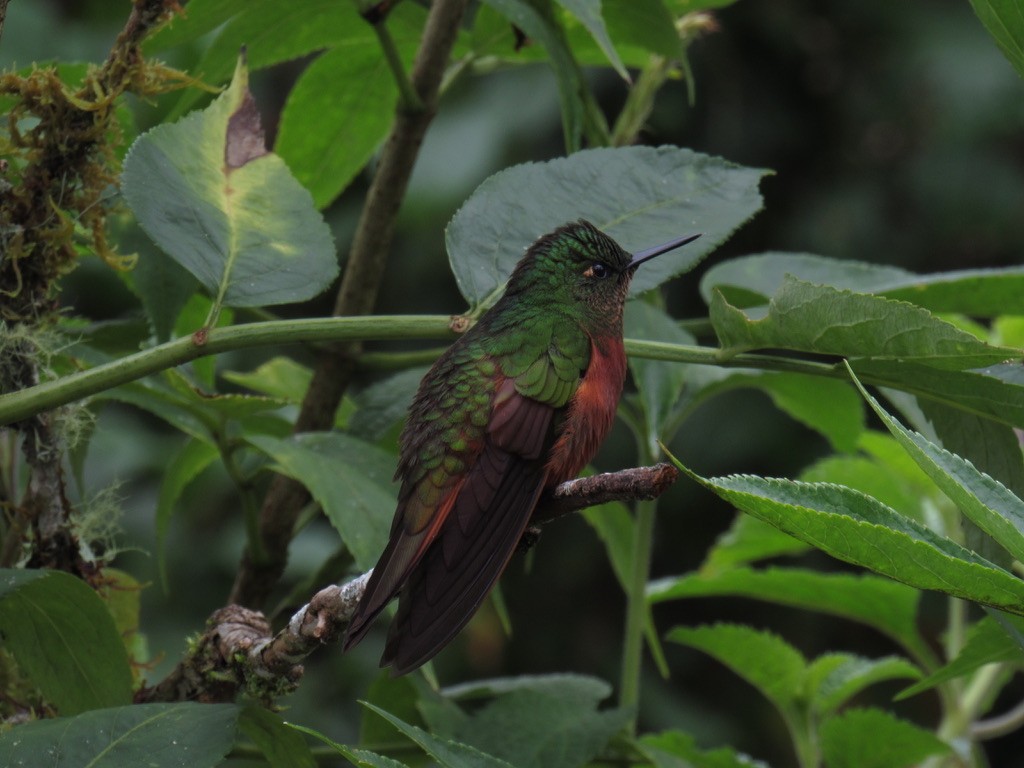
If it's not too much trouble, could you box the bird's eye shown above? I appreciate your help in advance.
[584,262,610,279]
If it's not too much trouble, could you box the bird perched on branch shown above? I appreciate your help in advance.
[343,220,700,674]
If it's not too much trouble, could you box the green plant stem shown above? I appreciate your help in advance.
[611,55,671,147]
[963,662,1008,723]
[784,710,819,768]
[619,496,656,732]
[0,316,454,426]
[373,20,422,112]
[10,318,996,430]
[618,429,663,732]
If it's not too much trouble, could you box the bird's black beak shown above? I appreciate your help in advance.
[628,232,702,270]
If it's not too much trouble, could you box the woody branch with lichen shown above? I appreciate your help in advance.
[0,0,185,572]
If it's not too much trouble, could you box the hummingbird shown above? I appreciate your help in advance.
[343,220,701,674]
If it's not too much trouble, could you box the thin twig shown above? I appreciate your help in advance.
[140,464,678,702]
[972,697,1024,741]
[230,0,471,608]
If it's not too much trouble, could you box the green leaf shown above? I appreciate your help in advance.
[95,568,146,674]
[701,252,1024,316]
[753,374,863,453]
[806,653,921,716]
[603,0,682,60]
[584,502,668,676]
[650,568,927,661]
[166,0,374,117]
[850,367,1024,565]
[447,147,767,308]
[0,702,239,767]
[638,730,767,768]
[349,367,429,442]
[275,45,395,209]
[555,0,629,79]
[670,458,1024,615]
[625,301,693,450]
[144,0,251,51]
[484,0,591,151]
[710,278,1016,369]
[969,0,1024,80]
[122,55,338,308]
[361,702,514,768]
[443,674,631,768]
[223,356,315,403]
[800,437,936,524]
[918,399,1024,565]
[667,624,805,712]
[819,708,950,768]
[360,674,425,749]
[0,569,132,715]
[157,439,220,587]
[247,433,396,570]
[238,704,318,768]
[699,513,810,573]
[851,359,1024,430]
[701,252,910,307]
[130,239,199,342]
[897,616,1024,699]
[288,723,410,767]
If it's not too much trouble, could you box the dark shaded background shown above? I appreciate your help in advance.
[5,0,1024,764]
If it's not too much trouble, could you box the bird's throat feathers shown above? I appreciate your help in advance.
[545,332,627,482]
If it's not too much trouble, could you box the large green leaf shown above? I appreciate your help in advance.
[247,433,396,570]
[897,615,1024,700]
[674,464,1024,614]
[144,0,252,51]
[442,674,631,768]
[649,568,927,662]
[362,702,514,768]
[819,708,949,768]
[800,433,936,524]
[223,356,315,403]
[156,439,220,587]
[753,374,864,453]
[638,730,765,768]
[806,654,921,716]
[850,368,1024,565]
[710,278,1017,369]
[0,703,239,768]
[447,147,767,309]
[667,624,805,712]
[701,252,1024,316]
[918,399,1024,566]
[349,367,430,442]
[0,569,132,715]
[603,0,682,60]
[288,722,409,767]
[555,0,629,78]
[851,359,1024,430]
[237,704,318,768]
[122,55,337,308]
[969,0,1024,80]
[164,0,373,118]
[274,4,424,209]
[624,301,693,450]
[699,513,810,573]
[275,45,395,210]
[484,0,591,151]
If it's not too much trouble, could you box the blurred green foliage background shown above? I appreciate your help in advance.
[4,0,1023,764]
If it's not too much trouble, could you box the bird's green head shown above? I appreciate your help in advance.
[502,220,700,325]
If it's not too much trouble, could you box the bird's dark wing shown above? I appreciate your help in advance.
[380,378,555,673]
